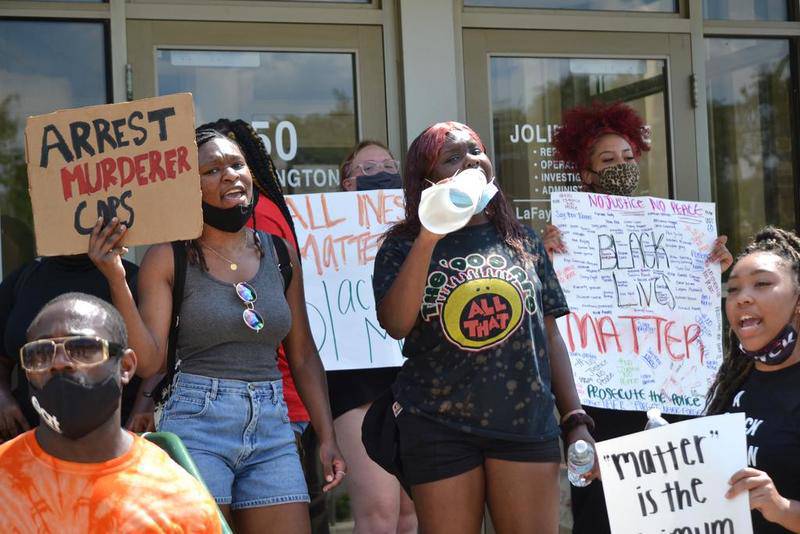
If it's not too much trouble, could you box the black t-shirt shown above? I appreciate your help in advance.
[728,362,800,534]
[373,223,569,442]
[0,256,140,426]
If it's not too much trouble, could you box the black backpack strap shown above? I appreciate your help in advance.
[269,233,293,293]
[151,242,187,406]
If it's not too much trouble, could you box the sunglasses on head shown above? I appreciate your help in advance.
[235,281,265,332]
[20,336,124,373]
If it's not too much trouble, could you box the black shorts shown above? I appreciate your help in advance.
[396,411,561,486]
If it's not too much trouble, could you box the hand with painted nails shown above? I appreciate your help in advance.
[542,224,567,260]
[88,217,129,284]
[707,235,734,274]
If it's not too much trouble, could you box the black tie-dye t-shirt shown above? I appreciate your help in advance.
[373,222,569,442]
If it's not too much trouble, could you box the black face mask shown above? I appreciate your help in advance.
[202,190,257,233]
[356,172,403,191]
[30,371,121,439]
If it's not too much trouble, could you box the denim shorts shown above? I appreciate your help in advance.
[157,372,310,510]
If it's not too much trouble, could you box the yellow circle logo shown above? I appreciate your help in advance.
[441,278,524,350]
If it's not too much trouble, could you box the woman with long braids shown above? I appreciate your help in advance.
[547,101,733,534]
[199,119,312,438]
[372,121,592,533]
[88,126,345,533]
[706,227,800,534]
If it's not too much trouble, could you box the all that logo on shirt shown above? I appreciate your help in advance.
[421,253,536,351]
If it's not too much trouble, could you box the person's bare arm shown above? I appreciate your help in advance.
[89,219,174,377]
[0,355,28,442]
[280,240,346,492]
[376,229,442,339]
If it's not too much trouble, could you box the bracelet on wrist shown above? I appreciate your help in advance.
[560,412,595,435]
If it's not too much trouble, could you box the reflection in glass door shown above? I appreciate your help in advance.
[489,57,670,231]
[157,49,358,194]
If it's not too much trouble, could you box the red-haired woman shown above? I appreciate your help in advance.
[372,121,591,533]
[547,101,733,534]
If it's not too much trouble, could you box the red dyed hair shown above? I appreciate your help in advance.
[386,121,532,263]
[552,101,650,172]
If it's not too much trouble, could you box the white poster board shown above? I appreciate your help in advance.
[287,190,405,370]
[551,192,723,415]
[596,413,751,534]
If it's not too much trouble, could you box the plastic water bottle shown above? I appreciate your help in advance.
[644,408,670,430]
[567,439,594,487]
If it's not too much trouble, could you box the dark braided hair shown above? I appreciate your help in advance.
[189,127,265,271]
[705,226,800,415]
[198,118,300,256]
[385,121,533,264]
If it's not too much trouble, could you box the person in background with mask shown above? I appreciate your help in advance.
[706,227,800,534]
[545,101,733,534]
[88,127,345,533]
[331,140,418,534]
[0,292,221,532]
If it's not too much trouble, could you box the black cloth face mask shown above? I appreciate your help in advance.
[356,172,403,191]
[202,190,257,233]
[30,371,122,439]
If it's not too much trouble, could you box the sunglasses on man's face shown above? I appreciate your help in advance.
[20,336,124,373]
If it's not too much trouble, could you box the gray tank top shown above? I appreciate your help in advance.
[176,231,291,381]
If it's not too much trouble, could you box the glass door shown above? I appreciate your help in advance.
[127,20,387,194]
[464,29,697,232]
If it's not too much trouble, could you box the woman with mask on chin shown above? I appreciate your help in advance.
[546,101,733,534]
[706,227,800,534]
[329,140,418,534]
[373,122,592,534]
[88,127,345,534]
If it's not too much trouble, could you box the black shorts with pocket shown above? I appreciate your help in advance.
[396,410,561,487]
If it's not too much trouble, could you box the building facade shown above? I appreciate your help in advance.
[1,0,798,277]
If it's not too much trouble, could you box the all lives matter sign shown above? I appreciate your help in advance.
[24,93,202,256]
[287,190,405,370]
[596,413,751,534]
[551,191,723,415]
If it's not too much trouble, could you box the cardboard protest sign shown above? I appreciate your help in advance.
[25,93,202,256]
[287,190,405,370]
[551,191,723,415]
[596,413,751,534]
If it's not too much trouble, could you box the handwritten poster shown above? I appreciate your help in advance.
[551,191,723,415]
[287,190,405,370]
[596,413,751,534]
[24,93,202,256]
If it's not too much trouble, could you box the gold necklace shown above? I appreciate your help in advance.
[201,235,247,271]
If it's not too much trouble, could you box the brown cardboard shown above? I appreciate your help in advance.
[24,93,203,256]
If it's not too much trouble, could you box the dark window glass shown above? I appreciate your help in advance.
[157,50,358,194]
[464,0,676,11]
[703,0,788,21]
[0,20,109,274]
[706,38,796,259]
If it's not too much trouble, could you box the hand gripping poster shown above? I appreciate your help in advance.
[551,191,723,415]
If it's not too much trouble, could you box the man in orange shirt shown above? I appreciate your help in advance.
[0,292,221,533]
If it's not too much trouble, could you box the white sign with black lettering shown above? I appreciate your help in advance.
[596,413,751,534]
